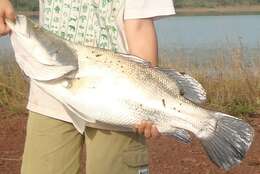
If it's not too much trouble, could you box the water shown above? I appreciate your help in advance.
[154,14,260,63]
[1,14,260,61]
[156,15,260,49]
[0,35,14,59]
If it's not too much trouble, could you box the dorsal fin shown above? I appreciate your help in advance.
[159,68,207,104]
[119,53,152,67]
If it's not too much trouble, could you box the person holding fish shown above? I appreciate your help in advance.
[0,0,175,173]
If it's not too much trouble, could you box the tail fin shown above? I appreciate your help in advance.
[199,112,254,171]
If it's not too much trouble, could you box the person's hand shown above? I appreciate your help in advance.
[134,121,160,138]
[0,0,16,36]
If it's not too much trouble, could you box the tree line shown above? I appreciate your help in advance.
[174,0,260,8]
[10,0,260,11]
[11,0,38,11]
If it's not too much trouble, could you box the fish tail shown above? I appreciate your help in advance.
[199,112,254,171]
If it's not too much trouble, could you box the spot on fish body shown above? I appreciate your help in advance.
[180,89,185,96]
[162,99,166,107]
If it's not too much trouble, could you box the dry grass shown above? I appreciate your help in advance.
[0,58,29,117]
[0,46,259,118]
[160,46,260,117]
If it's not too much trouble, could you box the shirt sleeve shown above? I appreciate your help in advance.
[124,0,175,20]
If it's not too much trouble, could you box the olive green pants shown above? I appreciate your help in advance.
[21,112,149,174]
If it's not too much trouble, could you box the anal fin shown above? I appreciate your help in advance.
[167,128,192,144]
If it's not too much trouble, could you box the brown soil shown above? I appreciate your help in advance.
[0,111,259,174]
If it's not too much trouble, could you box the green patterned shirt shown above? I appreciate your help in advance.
[40,0,125,52]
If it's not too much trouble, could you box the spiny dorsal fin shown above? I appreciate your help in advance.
[159,68,207,104]
[119,53,152,67]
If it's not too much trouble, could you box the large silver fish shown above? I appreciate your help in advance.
[7,15,254,171]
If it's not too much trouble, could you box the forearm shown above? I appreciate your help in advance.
[124,18,160,138]
[124,19,158,66]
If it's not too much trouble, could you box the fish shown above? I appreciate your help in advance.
[6,15,254,171]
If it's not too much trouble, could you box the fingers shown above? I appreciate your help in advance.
[0,12,9,36]
[134,121,160,138]
[144,121,152,138]
[134,121,145,135]
[151,125,160,138]
[0,0,16,36]
[5,6,16,22]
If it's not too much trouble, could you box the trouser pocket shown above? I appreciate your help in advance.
[121,135,149,174]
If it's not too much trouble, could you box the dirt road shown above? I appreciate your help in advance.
[0,112,259,174]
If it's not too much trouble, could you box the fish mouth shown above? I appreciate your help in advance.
[6,15,30,38]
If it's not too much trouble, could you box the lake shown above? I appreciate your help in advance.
[155,14,260,64]
[1,14,260,62]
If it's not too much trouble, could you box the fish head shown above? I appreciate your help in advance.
[6,15,78,81]
[6,15,73,66]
